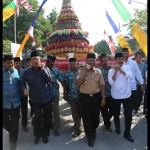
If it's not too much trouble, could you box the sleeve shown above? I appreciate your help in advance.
[41,66,53,83]
[134,61,144,85]
[64,72,68,84]
[57,69,64,82]
[124,65,133,79]
[108,69,115,86]
[21,70,28,91]
[76,69,82,79]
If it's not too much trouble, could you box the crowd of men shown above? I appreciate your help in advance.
[3,48,147,150]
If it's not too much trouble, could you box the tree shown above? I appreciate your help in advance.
[3,0,53,56]
[47,8,59,31]
[94,40,111,55]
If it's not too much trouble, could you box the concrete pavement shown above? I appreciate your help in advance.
[3,85,147,150]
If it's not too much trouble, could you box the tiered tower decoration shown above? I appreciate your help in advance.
[45,0,94,58]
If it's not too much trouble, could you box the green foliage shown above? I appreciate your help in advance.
[94,40,111,55]
[3,40,12,54]
[3,0,56,57]
[47,8,59,31]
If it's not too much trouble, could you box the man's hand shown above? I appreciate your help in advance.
[40,63,45,70]
[24,89,29,96]
[141,85,145,91]
[101,98,106,107]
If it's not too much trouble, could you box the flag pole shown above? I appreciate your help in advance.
[16,34,29,57]
[14,13,16,43]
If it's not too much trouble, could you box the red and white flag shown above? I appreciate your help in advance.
[20,0,34,12]
[104,30,116,54]
[32,38,36,46]
[36,45,42,50]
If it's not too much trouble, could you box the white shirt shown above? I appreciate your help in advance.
[108,64,132,99]
[124,59,143,90]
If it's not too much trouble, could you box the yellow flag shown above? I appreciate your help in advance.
[131,23,147,57]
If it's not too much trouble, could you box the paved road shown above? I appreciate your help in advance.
[3,85,147,150]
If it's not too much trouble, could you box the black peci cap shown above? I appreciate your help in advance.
[87,53,96,59]
[115,53,123,59]
[3,55,13,61]
[69,58,77,62]
[47,55,56,61]
[30,50,39,58]
[122,48,129,52]
[13,57,20,62]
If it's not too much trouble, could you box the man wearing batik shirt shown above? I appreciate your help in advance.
[3,55,21,150]
[97,53,113,132]
[64,58,81,138]
[46,54,67,136]
[134,52,147,113]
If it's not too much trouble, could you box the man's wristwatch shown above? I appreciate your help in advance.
[102,96,106,99]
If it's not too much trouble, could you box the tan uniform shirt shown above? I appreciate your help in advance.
[76,68,105,94]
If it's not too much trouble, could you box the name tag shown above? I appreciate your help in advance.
[94,75,100,78]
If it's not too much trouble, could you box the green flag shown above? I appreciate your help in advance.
[111,0,132,22]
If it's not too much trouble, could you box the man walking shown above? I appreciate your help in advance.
[64,58,81,137]
[3,55,21,150]
[13,57,28,132]
[134,52,147,113]
[97,53,113,132]
[21,50,53,144]
[46,54,66,136]
[108,53,134,142]
[122,48,144,113]
[76,53,105,147]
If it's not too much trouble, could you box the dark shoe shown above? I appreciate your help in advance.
[124,134,134,142]
[34,136,40,144]
[22,126,29,132]
[43,136,48,144]
[72,132,81,138]
[88,140,94,147]
[54,129,59,136]
[30,111,33,117]
[105,126,113,132]
[115,129,121,134]
[10,144,16,150]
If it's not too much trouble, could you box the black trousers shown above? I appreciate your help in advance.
[100,96,113,127]
[131,90,136,111]
[3,107,20,145]
[134,85,143,111]
[20,96,28,127]
[112,96,132,136]
[80,92,100,141]
[143,84,147,114]
[32,101,52,137]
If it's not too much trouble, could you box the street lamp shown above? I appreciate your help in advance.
[128,0,147,6]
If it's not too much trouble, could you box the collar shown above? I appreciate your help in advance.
[3,66,14,72]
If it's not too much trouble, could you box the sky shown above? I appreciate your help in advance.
[37,0,147,45]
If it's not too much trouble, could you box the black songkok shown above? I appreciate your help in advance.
[3,55,13,61]
[30,50,39,58]
[47,55,56,61]
[87,53,96,59]
[69,58,77,62]
[13,57,20,62]
[115,53,123,59]
[122,48,129,52]
[134,51,141,56]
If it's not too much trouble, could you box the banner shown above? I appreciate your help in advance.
[11,43,22,59]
